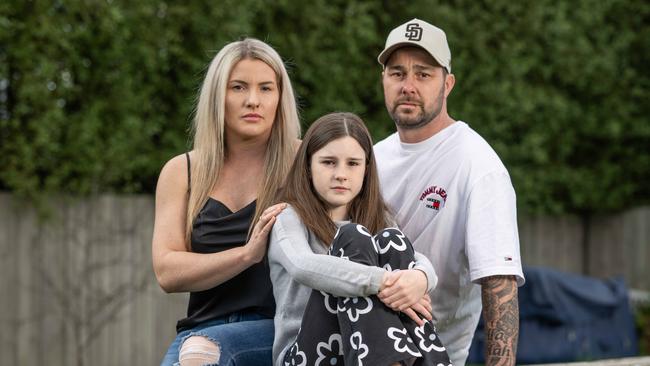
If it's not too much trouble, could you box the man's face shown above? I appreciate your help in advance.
[382,47,447,130]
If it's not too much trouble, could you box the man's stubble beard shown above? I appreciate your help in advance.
[390,83,445,130]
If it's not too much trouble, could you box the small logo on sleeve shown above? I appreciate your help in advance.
[419,185,447,211]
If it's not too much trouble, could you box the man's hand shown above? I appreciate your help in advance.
[481,275,519,366]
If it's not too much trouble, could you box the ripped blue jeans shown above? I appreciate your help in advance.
[160,311,274,366]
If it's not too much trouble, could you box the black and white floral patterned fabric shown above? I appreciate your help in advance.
[283,224,452,366]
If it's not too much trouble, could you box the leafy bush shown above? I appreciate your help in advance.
[1,0,648,214]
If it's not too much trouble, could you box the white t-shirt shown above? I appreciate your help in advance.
[374,121,525,366]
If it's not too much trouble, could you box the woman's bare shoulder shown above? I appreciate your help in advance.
[157,151,192,194]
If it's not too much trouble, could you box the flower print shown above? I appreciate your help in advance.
[387,327,422,357]
[315,334,344,366]
[283,342,306,366]
[321,291,338,314]
[349,331,369,366]
[334,247,349,261]
[355,224,372,237]
[337,296,373,322]
[373,228,408,254]
[414,321,447,353]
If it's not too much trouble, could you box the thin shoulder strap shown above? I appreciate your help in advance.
[185,152,191,193]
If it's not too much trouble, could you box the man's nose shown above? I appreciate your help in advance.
[401,75,417,95]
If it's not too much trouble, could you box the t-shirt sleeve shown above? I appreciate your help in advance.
[270,207,385,297]
[465,171,525,286]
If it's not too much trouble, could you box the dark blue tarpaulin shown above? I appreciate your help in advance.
[467,266,638,364]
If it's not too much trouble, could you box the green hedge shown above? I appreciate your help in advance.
[1,0,648,214]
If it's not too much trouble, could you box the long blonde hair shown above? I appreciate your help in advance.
[186,38,300,246]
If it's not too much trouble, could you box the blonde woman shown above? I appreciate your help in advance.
[152,38,300,366]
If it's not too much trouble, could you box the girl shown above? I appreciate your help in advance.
[268,112,451,366]
[152,38,300,366]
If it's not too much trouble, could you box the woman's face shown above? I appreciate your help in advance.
[310,136,367,221]
[224,58,280,142]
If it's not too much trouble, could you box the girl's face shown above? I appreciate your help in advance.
[224,58,279,142]
[310,136,366,221]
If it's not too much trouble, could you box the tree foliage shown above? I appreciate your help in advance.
[1,0,648,214]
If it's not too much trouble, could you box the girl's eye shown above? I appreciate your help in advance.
[261,85,274,92]
[322,160,335,166]
[232,84,244,91]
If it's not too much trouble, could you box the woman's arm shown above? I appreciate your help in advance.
[151,154,282,293]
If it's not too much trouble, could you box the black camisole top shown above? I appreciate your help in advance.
[176,154,275,332]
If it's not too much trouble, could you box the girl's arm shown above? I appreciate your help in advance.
[269,207,433,298]
[151,154,283,293]
[413,251,438,292]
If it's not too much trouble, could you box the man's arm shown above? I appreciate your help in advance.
[481,275,519,366]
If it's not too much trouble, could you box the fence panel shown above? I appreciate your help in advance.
[0,193,647,365]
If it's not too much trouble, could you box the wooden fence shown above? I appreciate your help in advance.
[0,193,648,365]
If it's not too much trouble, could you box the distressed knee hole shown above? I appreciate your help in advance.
[179,336,220,366]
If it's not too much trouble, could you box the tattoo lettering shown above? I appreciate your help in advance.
[481,275,519,366]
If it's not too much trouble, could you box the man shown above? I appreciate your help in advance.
[373,19,525,366]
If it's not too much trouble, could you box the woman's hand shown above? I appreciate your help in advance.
[244,203,287,263]
[378,269,428,311]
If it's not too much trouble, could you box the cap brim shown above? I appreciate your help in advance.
[377,41,448,72]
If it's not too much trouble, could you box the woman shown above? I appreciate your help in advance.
[268,112,452,366]
[152,38,300,366]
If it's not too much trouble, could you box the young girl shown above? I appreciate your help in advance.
[268,112,452,366]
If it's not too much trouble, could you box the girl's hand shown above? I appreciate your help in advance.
[244,203,287,263]
[401,294,433,326]
[378,269,428,311]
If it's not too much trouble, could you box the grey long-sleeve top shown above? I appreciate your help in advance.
[268,205,438,366]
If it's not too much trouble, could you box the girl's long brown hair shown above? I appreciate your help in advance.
[281,112,388,246]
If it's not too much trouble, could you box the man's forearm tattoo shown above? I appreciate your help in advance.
[481,275,519,366]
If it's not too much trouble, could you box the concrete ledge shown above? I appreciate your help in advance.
[526,356,650,366]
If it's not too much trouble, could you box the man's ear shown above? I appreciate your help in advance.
[444,73,456,97]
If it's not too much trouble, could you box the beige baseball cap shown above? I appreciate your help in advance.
[377,18,451,73]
